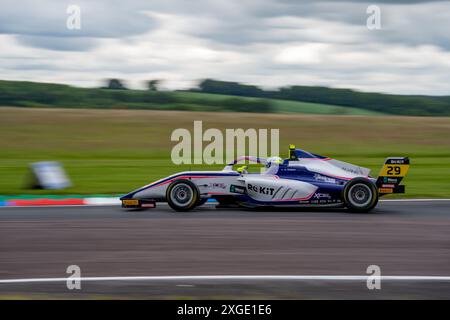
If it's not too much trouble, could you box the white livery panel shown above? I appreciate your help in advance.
[242,175,318,202]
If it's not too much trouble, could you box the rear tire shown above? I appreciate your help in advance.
[166,179,199,212]
[342,177,378,213]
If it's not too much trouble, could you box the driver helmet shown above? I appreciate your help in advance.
[266,156,283,168]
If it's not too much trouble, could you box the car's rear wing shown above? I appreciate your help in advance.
[376,157,410,195]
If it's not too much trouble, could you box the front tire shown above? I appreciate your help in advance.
[342,177,378,213]
[166,179,199,211]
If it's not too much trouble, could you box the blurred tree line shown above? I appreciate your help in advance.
[103,79,161,91]
[0,78,449,116]
[0,79,272,113]
[194,79,450,116]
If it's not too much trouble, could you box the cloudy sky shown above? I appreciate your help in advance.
[1,0,450,94]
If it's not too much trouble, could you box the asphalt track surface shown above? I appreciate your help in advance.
[0,200,449,299]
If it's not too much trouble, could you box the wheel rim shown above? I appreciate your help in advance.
[348,183,372,207]
[170,183,193,207]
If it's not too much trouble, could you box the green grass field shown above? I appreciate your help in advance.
[0,107,449,197]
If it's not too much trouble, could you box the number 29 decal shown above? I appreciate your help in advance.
[386,165,401,175]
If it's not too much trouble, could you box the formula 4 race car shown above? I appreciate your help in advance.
[121,145,409,213]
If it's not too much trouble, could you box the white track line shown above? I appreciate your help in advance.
[1,275,450,284]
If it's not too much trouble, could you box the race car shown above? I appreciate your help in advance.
[121,145,409,213]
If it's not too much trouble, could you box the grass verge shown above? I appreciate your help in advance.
[0,107,449,197]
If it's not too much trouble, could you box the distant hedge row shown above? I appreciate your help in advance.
[193,79,450,116]
[1,79,449,116]
[0,80,273,113]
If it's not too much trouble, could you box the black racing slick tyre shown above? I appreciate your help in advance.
[342,177,378,213]
[166,179,199,212]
